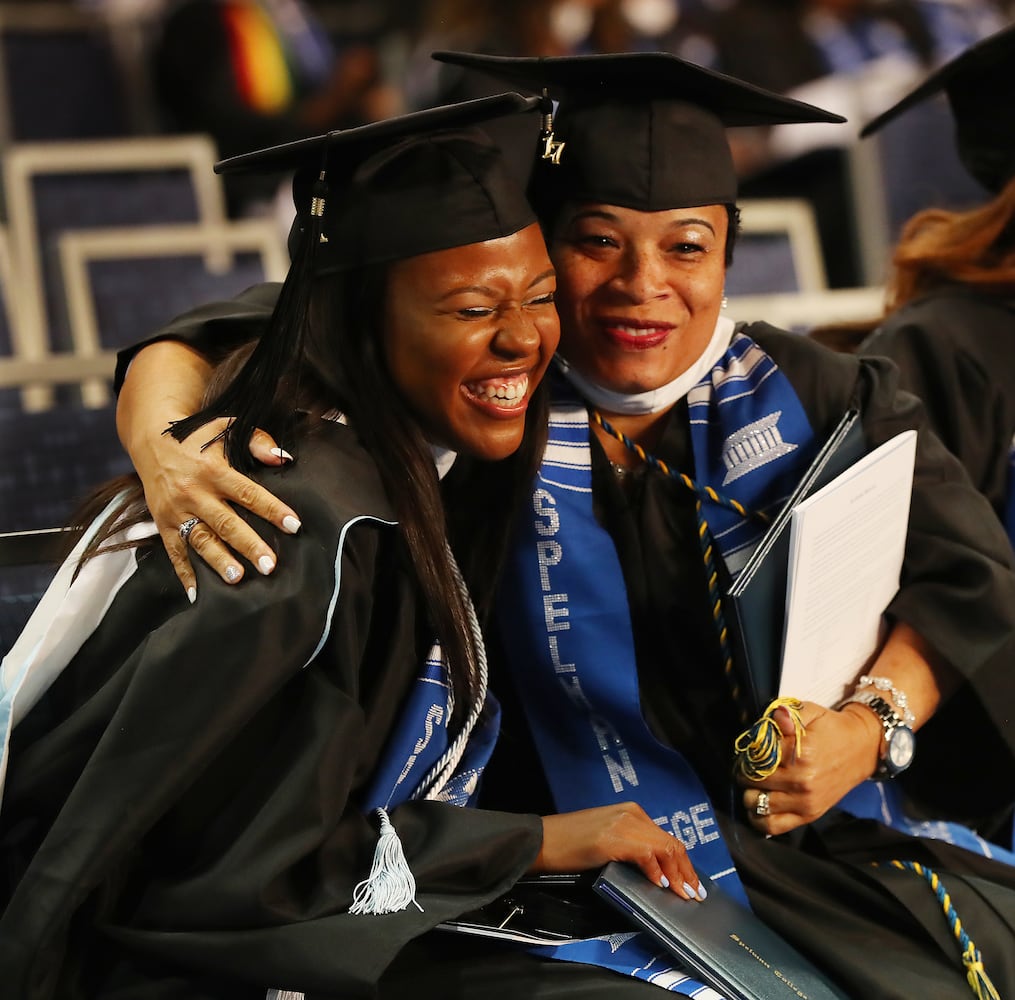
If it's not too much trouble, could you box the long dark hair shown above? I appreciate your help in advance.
[74,259,548,721]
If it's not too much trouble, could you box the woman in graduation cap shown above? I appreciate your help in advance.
[0,95,715,999]
[815,22,1015,553]
[112,52,1015,997]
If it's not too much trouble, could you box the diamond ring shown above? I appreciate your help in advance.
[178,517,201,543]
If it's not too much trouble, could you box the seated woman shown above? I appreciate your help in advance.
[0,96,703,999]
[107,51,1015,998]
[828,23,1015,547]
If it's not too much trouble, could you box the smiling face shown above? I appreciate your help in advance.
[549,202,728,394]
[382,222,558,461]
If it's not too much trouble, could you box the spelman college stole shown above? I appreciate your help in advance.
[498,332,818,992]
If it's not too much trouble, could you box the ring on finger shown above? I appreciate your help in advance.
[755,790,771,817]
[178,517,201,544]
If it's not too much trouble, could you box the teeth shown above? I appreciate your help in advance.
[468,374,529,403]
[615,326,663,336]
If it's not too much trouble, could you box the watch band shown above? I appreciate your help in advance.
[841,691,913,778]
[863,694,902,741]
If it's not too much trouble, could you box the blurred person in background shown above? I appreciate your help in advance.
[153,0,403,216]
[812,23,1015,552]
[685,0,1007,286]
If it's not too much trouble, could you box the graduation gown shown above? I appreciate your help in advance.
[861,286,1015,527]
[115,295,1015,997]
[487,324,1015,998]
[0,420,541,999]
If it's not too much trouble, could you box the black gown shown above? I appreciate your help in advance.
[861,286,1015,527]
[112,294,1015,998]
[0,421,542,999]
[485,325,1015,999]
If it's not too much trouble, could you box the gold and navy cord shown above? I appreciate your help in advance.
[876,860,1000,1000]
[592,410,769,726]
[592,409,805,777]
[733,696,805,780]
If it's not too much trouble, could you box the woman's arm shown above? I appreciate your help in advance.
[117,338,300,597]
[537,802,706,900]
[737,620,956,836]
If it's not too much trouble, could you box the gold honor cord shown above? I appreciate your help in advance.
[592,410,766,727]
[875,860,1001,1000]
[591,409,812,779]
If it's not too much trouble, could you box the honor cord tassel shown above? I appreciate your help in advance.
[734,697,805,780]
[879,860,1000,1000]
[349,808,424,915]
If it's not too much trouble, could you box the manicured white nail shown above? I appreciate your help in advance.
[282,515,302,534]
[270,447,294,462]
[682,881,696,899]
[659,875,670,889]
[187,586,197,604]
[258,555,276,575]
[696,883,708,901]
[225,565,241,583]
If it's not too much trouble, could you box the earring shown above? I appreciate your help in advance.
[721,293,729,310]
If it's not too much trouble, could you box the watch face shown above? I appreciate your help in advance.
[887,726,916,770]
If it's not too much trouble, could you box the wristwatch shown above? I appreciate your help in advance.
[862,694,916,779]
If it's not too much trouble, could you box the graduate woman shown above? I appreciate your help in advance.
[0,96,709,999]
[109,54,1015,997]
[822,23,1015,550]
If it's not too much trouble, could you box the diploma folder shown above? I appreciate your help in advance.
[593,862,849,1000]
[726,409,866,714]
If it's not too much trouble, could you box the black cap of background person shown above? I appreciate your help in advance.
[432,51,846,217]
[169,92,541,467]
[860,23,1015,194]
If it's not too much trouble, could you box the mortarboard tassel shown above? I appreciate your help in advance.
[348,808,424,915]
[734,697,806,781]
[168,170,329,473]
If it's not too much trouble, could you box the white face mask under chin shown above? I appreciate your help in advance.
[556,315,736,416]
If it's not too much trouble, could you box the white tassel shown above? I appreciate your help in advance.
[349,808,423,915]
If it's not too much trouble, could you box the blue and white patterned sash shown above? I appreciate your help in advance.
[498,333,818,992]
[837,781,1015,864]
[362,641,500,811]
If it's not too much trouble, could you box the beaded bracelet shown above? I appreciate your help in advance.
[853,675,916,726]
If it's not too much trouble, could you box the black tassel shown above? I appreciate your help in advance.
[169,172,329,473]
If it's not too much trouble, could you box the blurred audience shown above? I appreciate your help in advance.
[152,0,402,215]
[678,0,1008,286]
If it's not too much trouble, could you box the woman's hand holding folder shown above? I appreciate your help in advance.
[737,621,957,835]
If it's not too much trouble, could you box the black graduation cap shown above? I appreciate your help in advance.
[860,23,1015,193]
[216,91,540,273]
[432,51,846,211]
[171,93,541,463]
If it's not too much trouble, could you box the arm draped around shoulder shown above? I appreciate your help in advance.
[0,425,541,998]
[113,282,282,394]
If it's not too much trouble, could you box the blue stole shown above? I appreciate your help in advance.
[361,641,500,811]
[498,333,817,991]
[837,781,1015,865]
